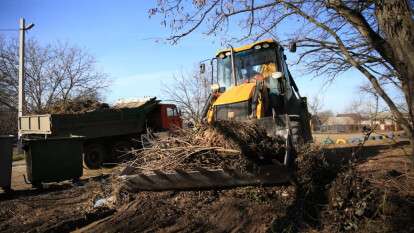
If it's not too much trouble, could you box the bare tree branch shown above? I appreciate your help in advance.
[0,36,109,114]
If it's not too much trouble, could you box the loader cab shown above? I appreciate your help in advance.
[203,39,297,121]
[214,39,293,99]
[201,39,312,143]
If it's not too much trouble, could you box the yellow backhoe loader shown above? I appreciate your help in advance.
[121,39,312,191]
[201,39,312,163]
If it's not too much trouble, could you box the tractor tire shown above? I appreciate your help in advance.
[83,144,106,169]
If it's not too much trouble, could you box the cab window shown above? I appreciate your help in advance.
[280,51,293,99]
[166,107,176,117]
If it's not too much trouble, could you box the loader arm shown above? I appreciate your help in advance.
[201,93,213,120]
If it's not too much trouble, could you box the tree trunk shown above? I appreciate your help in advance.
[375,0,414,158]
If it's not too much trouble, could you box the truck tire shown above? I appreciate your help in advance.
[111,140,132,163]
[83,144,106,169]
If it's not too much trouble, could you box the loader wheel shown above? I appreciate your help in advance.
[83,144,106,169]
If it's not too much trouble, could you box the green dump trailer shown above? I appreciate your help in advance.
[19,98,160,184]
[23,136,84,186]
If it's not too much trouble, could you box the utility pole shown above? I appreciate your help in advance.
[17,18,34,144]
[18,18,25,123]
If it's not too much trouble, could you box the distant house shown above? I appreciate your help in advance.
[336,113,362,124]
[318,111,407,133]
[321,116,360,132]
[310,112,334,132]
[361,112,404,131]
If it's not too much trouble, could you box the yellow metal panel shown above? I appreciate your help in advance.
[256,95,264,119]
[207,108,214,123]
[216,39,277,57]
[213,83,256,106]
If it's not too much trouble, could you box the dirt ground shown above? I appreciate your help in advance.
[2,160,115,192]
[0,179,114,233]
[0,143,412,233]
[76,185,295,233]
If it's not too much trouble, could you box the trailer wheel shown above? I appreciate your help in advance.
[83,144,106,169]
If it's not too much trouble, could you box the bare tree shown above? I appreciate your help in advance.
[149,0,414,156]
[0,36,109,114]
[308,95,324,116]
[162,70,210,126]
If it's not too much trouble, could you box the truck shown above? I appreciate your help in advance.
[19,98,182,170]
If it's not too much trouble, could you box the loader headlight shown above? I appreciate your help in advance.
[210,84,220,91]
[271,72,284,79]
[254,45,262,50]
[262,43,269,48]
[225,51,231,56]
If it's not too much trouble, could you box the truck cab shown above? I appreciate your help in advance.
[148,104,182,131]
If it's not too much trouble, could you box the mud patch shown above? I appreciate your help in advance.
[0,180,115,233]
[77,185,295,233]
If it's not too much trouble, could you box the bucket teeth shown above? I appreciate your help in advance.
[195,167,229,181]
[174,169,198,181]
[153,170,173,182]
[138,174,155,184]
[121,164,291,191]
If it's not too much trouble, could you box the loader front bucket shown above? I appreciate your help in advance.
[119,163,291,192]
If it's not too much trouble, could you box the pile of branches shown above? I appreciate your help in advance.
[125,121,286,172]
[323,156,414,233]
[44,99,110,114]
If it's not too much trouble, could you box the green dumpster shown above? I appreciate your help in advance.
[0,135,14,191]
[23,136,84,185]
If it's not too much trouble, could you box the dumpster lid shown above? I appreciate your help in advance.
[22,135,85,141]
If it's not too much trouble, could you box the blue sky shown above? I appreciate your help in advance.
[0,0,369,112]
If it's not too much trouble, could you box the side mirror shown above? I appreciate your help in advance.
[199,63,206,74]
[289,42,297,53]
